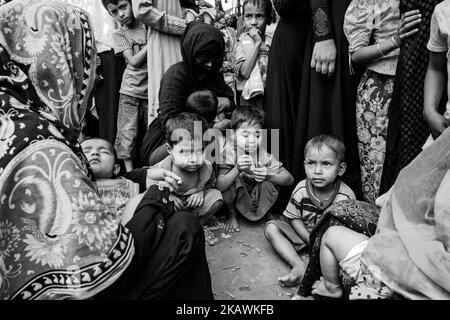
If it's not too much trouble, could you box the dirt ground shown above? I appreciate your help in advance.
[205,217,313,300]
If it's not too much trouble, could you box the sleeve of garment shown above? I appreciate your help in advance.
[123,167,149,193]
[310,0,334,42]
[427,9,448,53]
[132,0,187,36]
[233,35,249,76]
[283,184,304,219]
[158,66,192,130]
[111,29,131,55]
[343,0,374,54]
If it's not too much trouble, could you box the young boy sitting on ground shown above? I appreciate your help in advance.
[265,135,356,287]
[151,113,224,245]
[81,137,182,225]
[216,105,294,233]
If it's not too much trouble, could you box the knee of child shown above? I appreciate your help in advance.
[264,222,279,240]
[322,225,345,245]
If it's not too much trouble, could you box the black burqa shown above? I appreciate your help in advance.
[139,22,235,165]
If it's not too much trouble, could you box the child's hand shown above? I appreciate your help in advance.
[186,190,204,209]
[146,168,183,191]
[237,155,253,172]
[251,166,270,183]
[248,27,262,44]
[394,10,422,46]
[170,194,185,211]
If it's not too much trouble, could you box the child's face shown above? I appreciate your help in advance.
[106,0,134,27]
[243,2,267,35]
[81,139,118,179]
[304,145,346,190]
[235,121,263,154]
[168,140,205,173]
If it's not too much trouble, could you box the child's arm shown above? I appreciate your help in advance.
[122,44,148,68]
[237,29,262,80]
[216,166,240,192]
[252,166,294,187]
[423,51,448,138]
[350,10,421,65]
[290,219,310,246]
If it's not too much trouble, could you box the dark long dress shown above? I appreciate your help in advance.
[265,0,362,198]
[380,0,445,194]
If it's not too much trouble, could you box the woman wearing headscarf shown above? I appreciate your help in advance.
[139,21,235,165]
[0,0,212,300]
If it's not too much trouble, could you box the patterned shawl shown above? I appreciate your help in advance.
[0,0,134,300]
[360,128,450,300]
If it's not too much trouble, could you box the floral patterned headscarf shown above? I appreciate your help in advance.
[0,0,134,300]
[0,0,96,131]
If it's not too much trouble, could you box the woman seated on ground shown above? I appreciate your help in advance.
[299,128,450,300]
[0,0,213,300]
[139,21,235,166]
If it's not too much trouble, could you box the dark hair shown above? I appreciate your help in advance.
[304,134,346,163]
[166,112,210,147]
[242,0,272,25]
[101,0,131,11]
[81,136,118,164]
[185,90,218,123]
[231,104,265,130]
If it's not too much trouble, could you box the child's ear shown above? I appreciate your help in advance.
[113,163,121,176]
[337,162,347,177]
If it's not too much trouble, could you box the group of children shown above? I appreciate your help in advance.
[76,0,450,299]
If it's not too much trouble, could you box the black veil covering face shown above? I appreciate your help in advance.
[181,21,225,85]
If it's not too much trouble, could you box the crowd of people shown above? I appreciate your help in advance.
[0,0,449,300]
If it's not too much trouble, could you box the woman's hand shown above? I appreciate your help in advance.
[393,10,422,46]
[424,108,450,139]
[311,39,336,77]
[217,97,231,114]
[146,168,183,191]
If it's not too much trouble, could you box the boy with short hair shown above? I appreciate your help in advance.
[152,112,224,245]
[216,105,294,233]
[102,0,148,171]
[265,135,356,287]
[234,0,272,108]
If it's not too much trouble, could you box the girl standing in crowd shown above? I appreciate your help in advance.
[344,0,421,203]
[265,0,363,202]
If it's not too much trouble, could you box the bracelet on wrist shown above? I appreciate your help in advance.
[391,36,400,48]
[377,42,386,58]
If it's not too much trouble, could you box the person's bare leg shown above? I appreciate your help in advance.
[222,189,240,233]
[265,223,305,286]
[312,226,369,298]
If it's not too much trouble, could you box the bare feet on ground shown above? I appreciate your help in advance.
[311,277,343,298]
[223,215,240,233]
[203,226,220,246]
[278,266,304,287]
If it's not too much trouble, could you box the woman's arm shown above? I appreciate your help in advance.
[132,0,187,35]
[310,0,336,76]
[423,51,448,138]
[351,10,421,65]
[122,45,148,68]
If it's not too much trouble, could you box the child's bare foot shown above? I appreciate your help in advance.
[311,277,343,298]
[278,266,304,287]
[204,216,224,231]
[203,226,220,246]
[224,215,240,233]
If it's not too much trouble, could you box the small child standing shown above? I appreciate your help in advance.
[216,105,294,233]
[265,135,356,287]
[103,0,148,172]
[234,0,272,108]
[152,112,223,245]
